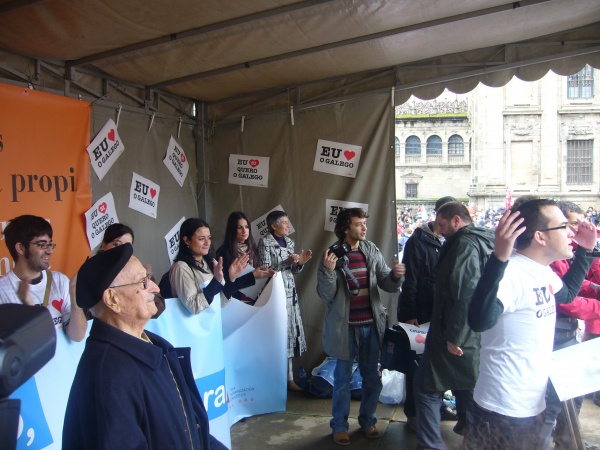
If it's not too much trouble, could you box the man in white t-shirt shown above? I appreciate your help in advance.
[0,215,87,341]
[468,199,596,449]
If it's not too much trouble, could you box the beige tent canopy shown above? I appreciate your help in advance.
[1,0,599,122]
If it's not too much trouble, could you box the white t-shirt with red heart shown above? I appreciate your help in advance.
[474,253,562,418]
[0,270,72,331]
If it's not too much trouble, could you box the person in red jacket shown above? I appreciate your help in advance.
[543,201,600,448]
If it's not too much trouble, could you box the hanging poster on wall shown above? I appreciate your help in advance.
[0,82,92,277]
[324,199,369,232]
[228,154,270,188]
[251,204,294,244]
[313,139,362,178]
[84,192,119,250]
[128,172,160,218]
[86,118,125,181]
[164,216,186,265]
[163,136,190,187]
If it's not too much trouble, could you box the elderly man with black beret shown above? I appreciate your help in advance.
[62,243,226,450]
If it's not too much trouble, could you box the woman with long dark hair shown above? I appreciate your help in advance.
[170,218,248,314]
[216,212,274,305]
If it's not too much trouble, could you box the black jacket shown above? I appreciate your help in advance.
[397,223,443,324]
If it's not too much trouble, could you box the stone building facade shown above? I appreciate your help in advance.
[395,65,600,211]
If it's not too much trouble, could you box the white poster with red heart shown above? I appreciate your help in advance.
[313,139,362,178]
[251,204,295,244]
[324,199,369,232]
[163,136,190,187]
[128,172,160,218]
[164,216,186,265]
[84,192,119,250]
[228,154,270,188]
[86,118,125,181]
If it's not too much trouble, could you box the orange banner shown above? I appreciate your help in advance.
[0,82,92,277]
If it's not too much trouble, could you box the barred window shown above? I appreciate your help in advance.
[568,65,594,99]
[426,135,442,155]
[448,135,464,155]
[405,136,421,156]
[395,137,401,157]
[406,182,418,198]
[566,140,593,185]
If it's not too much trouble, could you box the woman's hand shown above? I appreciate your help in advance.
[298,249,313,265]
[229,253,250,282]
[253,264,276,279]
[213,257,224,283]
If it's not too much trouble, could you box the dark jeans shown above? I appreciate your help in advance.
[470,402,544,450]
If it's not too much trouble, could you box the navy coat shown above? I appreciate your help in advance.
[63,319,227,450]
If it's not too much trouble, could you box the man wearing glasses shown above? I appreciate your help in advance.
[63,243,226,449]
[0,214,87,341]
[468,199,596,449]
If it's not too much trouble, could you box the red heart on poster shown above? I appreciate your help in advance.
[180,153,186,163]
[415,334,426,344]
[150,188,157,199]
[98,202,107,214]
[108,129,115,141]
[51,299,64,313]
[344,150,355,161]
[249,159,260,168]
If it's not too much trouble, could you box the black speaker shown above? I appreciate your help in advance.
[0,304,56,398]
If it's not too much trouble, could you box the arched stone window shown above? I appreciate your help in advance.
[448,135,464,155]
[426,135,442,155]
[405,136,421,156]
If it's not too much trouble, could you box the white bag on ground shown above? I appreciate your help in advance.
[379,369,405,404]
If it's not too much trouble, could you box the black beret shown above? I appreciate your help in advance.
[76,243,133,309]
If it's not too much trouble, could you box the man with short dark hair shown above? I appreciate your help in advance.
[317,207,405,446]
[413,201,495,450]
[0,215,87,341]
[469,199,596,449]
[397,196,455,430]
[63,243,226,450]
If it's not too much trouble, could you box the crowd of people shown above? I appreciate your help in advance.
[1,195,599,448]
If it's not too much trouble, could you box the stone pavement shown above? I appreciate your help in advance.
[231,392,600,449]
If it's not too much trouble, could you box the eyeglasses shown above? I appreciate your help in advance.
[538,224,569,232]
[109,276,149,290]
[29,241,57,250]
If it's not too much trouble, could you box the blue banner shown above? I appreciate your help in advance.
[10,276,288,449]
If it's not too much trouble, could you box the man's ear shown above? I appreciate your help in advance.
[15,242,27,257]
[102,288,120,314]
[533,230,547,247]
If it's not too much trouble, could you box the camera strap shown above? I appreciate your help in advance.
[339,257,360,296]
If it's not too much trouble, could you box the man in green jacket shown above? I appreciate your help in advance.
[413,202,495,450]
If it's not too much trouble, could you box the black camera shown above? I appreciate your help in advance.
[328,242,351,258]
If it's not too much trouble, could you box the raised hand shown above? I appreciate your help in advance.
[213,257,225,283]
[229,254,250,282]
[573,218,597,251]
[494,210,525,262]
[323,249,338,271]
[298,249,313,265]
[288,253,299,265]
[253,264,276,279]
